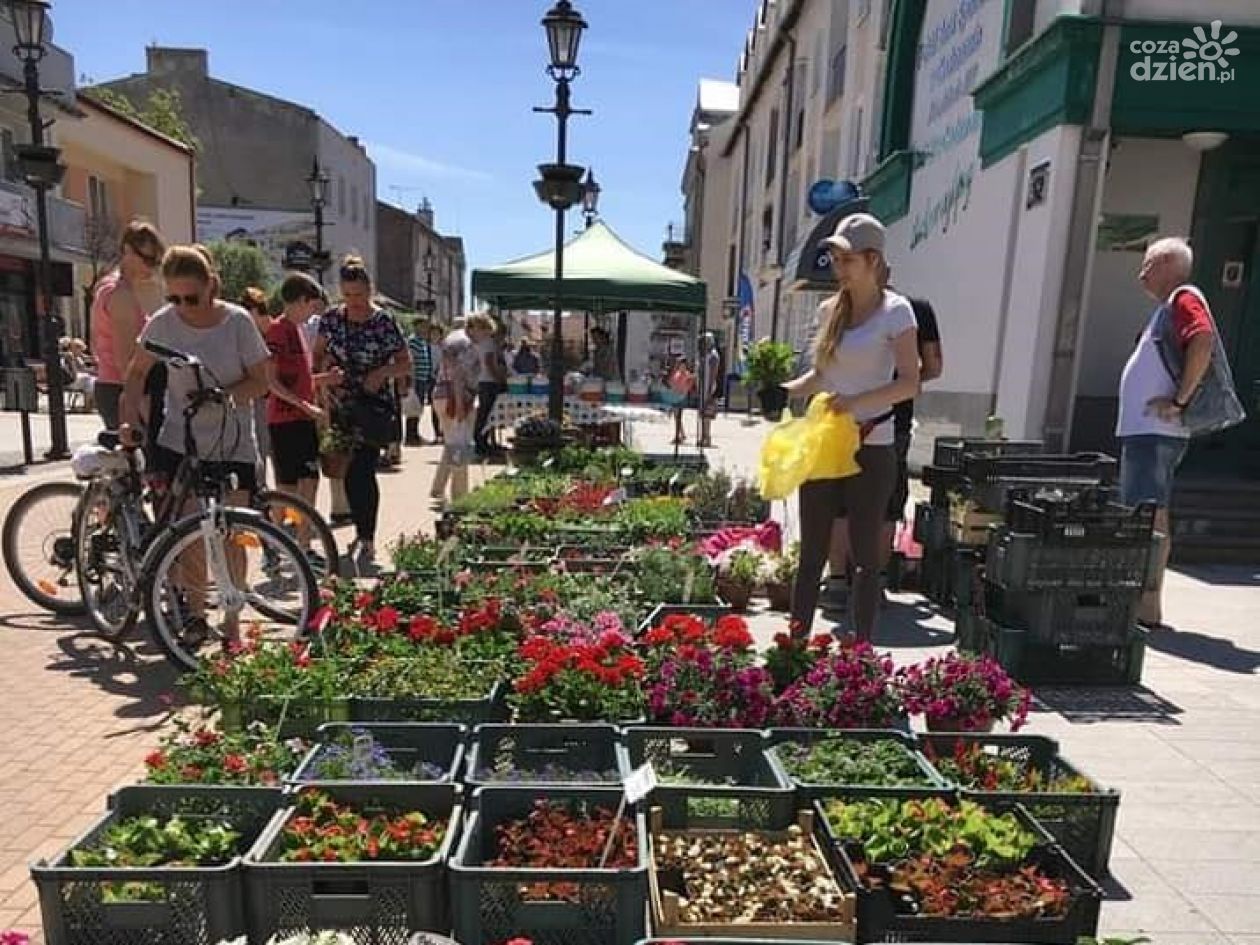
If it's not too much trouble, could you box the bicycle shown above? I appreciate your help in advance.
[75,340,320,671]
[2,478,85,615]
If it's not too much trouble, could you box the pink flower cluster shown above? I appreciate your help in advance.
[896,651,1032,731]
[775,642,904,729]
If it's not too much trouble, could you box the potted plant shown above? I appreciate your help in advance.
[774,642,904,729]
[318,424,354,479]
[744,338,795,419]
[896,651,1032,733]
[765,543,798,611]
[714,547,764,613]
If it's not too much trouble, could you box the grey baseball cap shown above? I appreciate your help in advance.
[824,212,886,254]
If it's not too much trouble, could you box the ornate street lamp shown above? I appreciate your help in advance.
[306,157,331,284]
[534,0,591,423]
[8,0,68,458]
[421,245,437,318]
[581,167,601,229]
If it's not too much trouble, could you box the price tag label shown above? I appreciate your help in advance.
[542,457,555,469]
[669,471,681,490]
[352,734,374,766]
[624,762,658,805]
[602,487,627,507]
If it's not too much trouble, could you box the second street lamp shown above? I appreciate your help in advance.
[9,0,68,459]
[581,167,600,229]
[306,157,331,285]
[534,0,590,424]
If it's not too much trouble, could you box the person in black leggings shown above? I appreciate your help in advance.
[782,213,920,641]
[312,255,412,575]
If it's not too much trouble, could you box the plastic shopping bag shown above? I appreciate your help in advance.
[758,393,861,499]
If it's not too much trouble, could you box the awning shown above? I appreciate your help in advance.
[782,195,871,292]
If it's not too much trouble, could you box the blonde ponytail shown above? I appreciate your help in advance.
[813,288,853,368]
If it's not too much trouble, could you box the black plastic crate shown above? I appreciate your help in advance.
[918,733,1120,879]
[624,727,793,828]
[465,723,630,788]
[932,437,1044,470]
[913,501,949,551]
[348,679,509,725]
[985,582,1140,647]
[960,452,1117,484]
[1007,493,1156,545]
[921,544,955,608]
[816,797,1101,943]
[987,531,1157,592]
[450,786,648,945]
[32,785,282,945]
[950,547,986,608]
[289,722,466,784]
[244,783,462,945]
[765,729,951,799]
[220,697,350,739]
[983,619,1148,687]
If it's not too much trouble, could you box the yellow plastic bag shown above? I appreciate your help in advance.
[758,393,862,500]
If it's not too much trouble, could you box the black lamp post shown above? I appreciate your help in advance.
[9,0,68,459]
[581,168,601,229]
[306,157,331,285]
[422,245,436,319]
[534,0,590,424]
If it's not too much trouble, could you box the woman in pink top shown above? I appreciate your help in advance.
[90,221,165,429]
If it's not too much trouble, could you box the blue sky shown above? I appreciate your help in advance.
[54,0,751,281]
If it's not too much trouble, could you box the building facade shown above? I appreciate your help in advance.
[692,0,1260,475]
[94,47,376,281]
[375,199,465,325]
[58,93,195,340]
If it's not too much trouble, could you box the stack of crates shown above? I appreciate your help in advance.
[915,437,1043,610]
[981,488,1159,685]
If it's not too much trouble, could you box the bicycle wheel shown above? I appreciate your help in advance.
[2,480,85,615]
[74,479,142,641]
[254,489,341,581]
[143,507,317,673]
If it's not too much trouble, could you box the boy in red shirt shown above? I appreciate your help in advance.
[267,273,335,552]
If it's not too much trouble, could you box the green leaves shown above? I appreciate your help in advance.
[776,737,934,788]
[70,813,243,875]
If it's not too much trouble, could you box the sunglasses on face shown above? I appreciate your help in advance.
[166,293,202,306]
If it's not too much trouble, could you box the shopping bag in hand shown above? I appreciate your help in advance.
[758,393,861,499]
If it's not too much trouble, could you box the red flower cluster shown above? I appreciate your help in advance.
[530,483,618,518]
[641,613,754,653]
[515,634,644,694]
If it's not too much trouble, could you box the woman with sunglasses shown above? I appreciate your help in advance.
[312,255,412,575]
[783,214,920,642]
[89,220,166,430]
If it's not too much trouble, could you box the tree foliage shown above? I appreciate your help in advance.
[89,87,200,151]
[208,241,272,303]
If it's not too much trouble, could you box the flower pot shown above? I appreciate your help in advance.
[766,580,793,612]
[320,450,351,479]
[716,577,753,613]
[926,714,996,733]
[757,385,788,420]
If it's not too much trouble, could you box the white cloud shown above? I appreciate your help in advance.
[364,141,492,183]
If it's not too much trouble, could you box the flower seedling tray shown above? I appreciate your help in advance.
[817,797,1101,944]
[765,729,952,800]
[243,783,462,944]
[220,696,351,740]
[465,723,630,789]
[31,785,282,945]
[918,732,1120,879]
[289,722,467,785]
[625,726,793,829]
[449,786,649,945]
[348,678,509,725]
[648,805,855,942]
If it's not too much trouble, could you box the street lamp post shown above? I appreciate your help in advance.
[581,168,600,229]
[306,157,331,285]
[422,245,436,321]
[534,0,590,424]
[9,0,68,459]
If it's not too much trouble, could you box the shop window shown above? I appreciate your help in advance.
[1006,0,1037,55]
[765,109,779,186]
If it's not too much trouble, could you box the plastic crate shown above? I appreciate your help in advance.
[960,452,1117,484]
[465,723,630,788]
[920,544,954,607]
[289,722,466,784]
[32,785,281,945]
[987,530,1158,592]
[949,547,986,608]
[816,798,1102,944]
[912,501,949,551]
[954,605,984,654]
[918,733,1120,878]
[624,727,793,828]
[932,437,1044,470]
[635,603,734,636]
[349,679,509,725]
[983,619,1148,687]
[985,583,1141,647]
[1007,493,1156,545]
[464,546,558,567]
[765,729,951,799]
[244,783,462,944]
[219,697,351,739]
[450,786,649,945]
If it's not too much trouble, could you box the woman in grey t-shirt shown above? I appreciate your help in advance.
[782,214,920,642]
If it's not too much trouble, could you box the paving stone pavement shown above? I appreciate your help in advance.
[0,410,1255,942]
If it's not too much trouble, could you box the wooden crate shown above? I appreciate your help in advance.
[648,807,855,942]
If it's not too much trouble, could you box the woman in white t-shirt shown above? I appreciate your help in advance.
[782,213,920,641]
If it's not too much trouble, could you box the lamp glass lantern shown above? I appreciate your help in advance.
[8,0,51,58]
[542,0,586,75]
[423,246,435,275]
[581,168,601,217]
[306,160,330,206]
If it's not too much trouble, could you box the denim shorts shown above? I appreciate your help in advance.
[1120,435,1188,507]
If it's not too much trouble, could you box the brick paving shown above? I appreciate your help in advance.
[0,412,1256,942]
